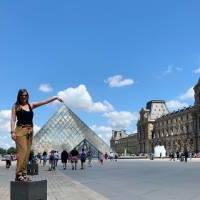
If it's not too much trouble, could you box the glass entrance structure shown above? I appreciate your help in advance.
[33,105,111,156]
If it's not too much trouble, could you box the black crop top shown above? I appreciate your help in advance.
[16,104,34,126]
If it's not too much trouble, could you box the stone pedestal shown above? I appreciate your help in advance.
[27,163,39,175]
[10,180,47,200]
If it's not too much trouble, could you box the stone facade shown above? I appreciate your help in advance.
[153,106,195,154]
[138,78,200,154]
[110,79,200,155]
[137,100,169,154]
[110,130,138,155]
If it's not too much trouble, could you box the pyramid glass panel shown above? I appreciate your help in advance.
[33,105,111,154]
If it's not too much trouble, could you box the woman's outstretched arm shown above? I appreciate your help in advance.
[31,96,63,109]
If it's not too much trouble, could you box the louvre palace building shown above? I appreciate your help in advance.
[111,78,200,155]
[110,130,137,156]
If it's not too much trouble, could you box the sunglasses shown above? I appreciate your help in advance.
[20,94,28,97]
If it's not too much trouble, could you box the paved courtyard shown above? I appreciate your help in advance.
[0,160,106,200]
[1,159,200,200]
[61,158,200,200]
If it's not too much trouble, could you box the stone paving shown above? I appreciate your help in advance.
[1,158,200,200]
[62,158,200,200]
[0,160,107,200]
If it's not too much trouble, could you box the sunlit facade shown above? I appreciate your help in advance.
[33,105,111,156]
[110,130,138,155]
[137,78,200,154]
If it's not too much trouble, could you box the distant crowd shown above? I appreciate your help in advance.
[168,150,194,162]
[29,149,119,171]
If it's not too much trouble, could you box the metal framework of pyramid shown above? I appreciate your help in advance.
[33,105,111,156]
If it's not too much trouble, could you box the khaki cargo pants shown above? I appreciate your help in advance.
[15,125,33,176]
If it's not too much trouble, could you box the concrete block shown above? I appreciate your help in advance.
[27,163,39,175]
[10,180,47,200]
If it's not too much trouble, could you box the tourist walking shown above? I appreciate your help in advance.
[184,149,188,163]
[37,152,42,164]
[87,149,93,167]
[176,151,180,160]
[189,152,192,161]
[80,149,86,169]
[109,152,114,161]
[70,148,79,170]
[49,150,56,171]
[5,154,12,169]
[61,150,68,170]
[180,152,184,162]
[54,151,59,167]
[42,151,47,166]
[104,152,108,160]
[170,152,175,161]
[10,88,63,181]
[99,153,104,165]
[114,154,118,161]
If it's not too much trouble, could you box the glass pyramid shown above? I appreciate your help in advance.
[33,105,111,156]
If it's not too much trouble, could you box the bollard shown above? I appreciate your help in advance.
[10,180,47,200]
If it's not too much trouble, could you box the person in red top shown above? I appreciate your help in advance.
[70,148,79,170]
[11,88,63,181]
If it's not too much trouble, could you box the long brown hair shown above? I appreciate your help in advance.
[15,89,30,110]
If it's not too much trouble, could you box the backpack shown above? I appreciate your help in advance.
[80,152,86,161]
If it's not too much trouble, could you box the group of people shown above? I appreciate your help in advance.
[36,148,93,171]
[34,150,117,170]
[169,150,193,162]
[60,148,93,170]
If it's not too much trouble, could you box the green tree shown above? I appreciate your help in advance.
[0,147,7,155]
[7,147,16,154]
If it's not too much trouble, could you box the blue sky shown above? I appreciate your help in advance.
[0,0,200,148]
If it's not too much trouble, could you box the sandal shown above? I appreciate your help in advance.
[15,175,26,182]
[23,175,32,181]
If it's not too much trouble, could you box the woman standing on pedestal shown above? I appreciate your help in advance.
[10,89,63,181]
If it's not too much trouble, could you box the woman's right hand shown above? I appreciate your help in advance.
[56,96,63,103]
[11,132,16,141]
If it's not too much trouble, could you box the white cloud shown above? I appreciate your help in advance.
[0,136,14,149]
[0,110,10,119]
[165,85,194,112]
[57,84,114,112]
[179,87,194,100]
[157,65,183,78]
[166,100,188,111]
[164,65,173,74]
[193,67,200,74]
[164,65,183,75]
[0,110,14,148]
[105,75,134,88]
[90,125,113,144]
[0,110,11,133]
[104,111,139,129]
[39,84,53,93]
